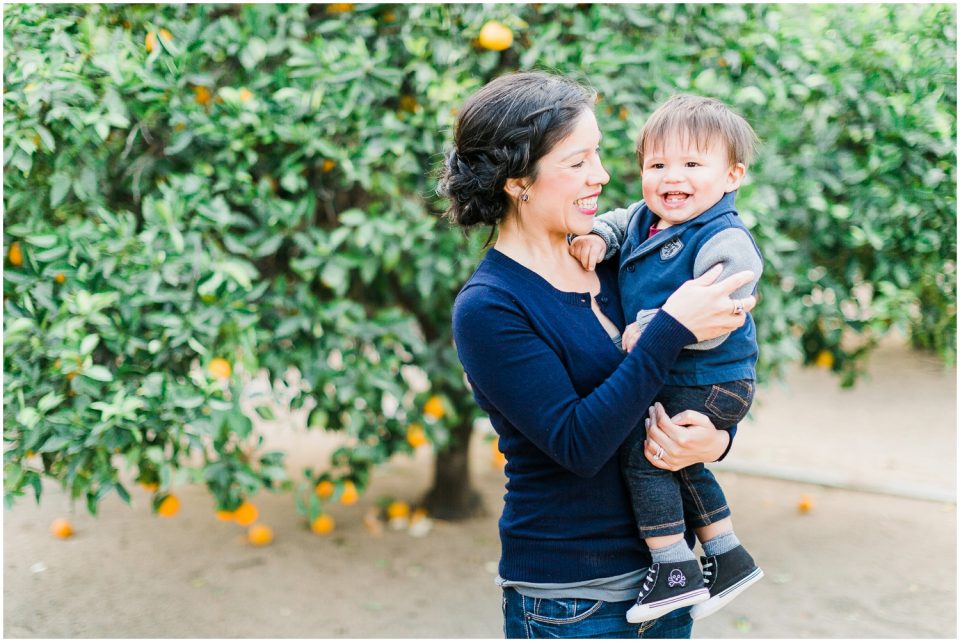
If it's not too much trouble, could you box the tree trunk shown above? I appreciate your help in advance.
[422,417,486,520]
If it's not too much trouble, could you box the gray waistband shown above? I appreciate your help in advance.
[496,568,648,602]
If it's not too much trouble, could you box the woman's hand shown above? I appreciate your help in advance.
[643,403,730,471]
[661,264,757,342]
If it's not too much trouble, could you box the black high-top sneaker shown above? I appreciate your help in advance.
[625,559,709,623]
[689,545,764,621]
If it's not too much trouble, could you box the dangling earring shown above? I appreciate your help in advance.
[521,194,529,202]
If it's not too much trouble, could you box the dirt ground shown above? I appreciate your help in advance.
[4,337,956,638]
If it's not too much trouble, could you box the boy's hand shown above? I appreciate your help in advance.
[569,234,607,271]
[622,321,640,353]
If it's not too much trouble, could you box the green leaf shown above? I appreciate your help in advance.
[37,392,65,413]
[82,365,114,382]
[25,233,58,249]
[39,435,71,453]
[254,405,276,421]
[50,173,72,206]
[80,334,100,355]
[735,86,767,106]
[320,262,349,295]
[240,37,268,70]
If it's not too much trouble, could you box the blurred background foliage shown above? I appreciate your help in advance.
[4,3,956,519]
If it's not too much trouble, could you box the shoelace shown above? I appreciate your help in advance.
[636,566,658,599]
[702,559,714,587]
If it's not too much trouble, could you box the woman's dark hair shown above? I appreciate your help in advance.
[436,71,597,229]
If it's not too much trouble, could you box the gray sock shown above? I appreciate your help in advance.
[702,531,740,557]
[650,538,696,564]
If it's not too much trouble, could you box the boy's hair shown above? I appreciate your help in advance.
[636,94,759,170]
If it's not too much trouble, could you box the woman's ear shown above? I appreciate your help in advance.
[504,177,528,201]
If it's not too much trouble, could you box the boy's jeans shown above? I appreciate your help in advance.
[620,379,754,538]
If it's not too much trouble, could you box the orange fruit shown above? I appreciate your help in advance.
[321,159,336,173]
[315,480,335,499]
[383,10,396,22]
[54,273,66,284]
[423,395,444,420]
[145,28,171,53]
[339,480,359,505]
[50,517,74,539]
[406,423,428,448]
[618,106,629,121]
[411,507,428,522]
[386,500,410,520]
[398,95,418,113]
[140,481,159,493]
[815,350,834,369]
[478,21,513,51]
[247,523,273,546]
[310,513,335,535]
[157,494,180,517]
[233,500,258,526]
[8,241,23,267]
[797,494,814,513]
[208,357,232,380]
[491,439,507,468]
[194,85,212,106]
[215,509,235,522]
[66,370,76,381]
[239,88,253,102]
[327,3,354,13]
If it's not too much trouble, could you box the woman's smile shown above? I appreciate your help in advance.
[575,193,601,216]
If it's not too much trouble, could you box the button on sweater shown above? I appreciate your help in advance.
[452,248,710,584]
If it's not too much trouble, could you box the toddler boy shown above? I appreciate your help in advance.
[569,94,764,623]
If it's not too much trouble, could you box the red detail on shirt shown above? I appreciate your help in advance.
[648,223,663,239]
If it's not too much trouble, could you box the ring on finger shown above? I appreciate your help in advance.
[733,300,744,315]
[654,444,664,460]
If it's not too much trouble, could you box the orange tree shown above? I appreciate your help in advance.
[4,4,955,519]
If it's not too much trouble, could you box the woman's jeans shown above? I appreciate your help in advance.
[621,380,754,538]
[503,587,693,638]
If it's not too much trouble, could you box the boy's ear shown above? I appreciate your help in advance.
[504,177,528,201]
[725,163,746,192]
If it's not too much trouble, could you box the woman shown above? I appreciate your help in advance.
[438,71,756,639]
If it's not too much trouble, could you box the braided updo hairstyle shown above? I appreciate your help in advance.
[436,71,597,229]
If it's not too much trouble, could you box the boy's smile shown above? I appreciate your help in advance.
[641,136,745,229]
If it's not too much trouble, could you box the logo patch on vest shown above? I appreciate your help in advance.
[660,238,683,260]
[667,569,687,588]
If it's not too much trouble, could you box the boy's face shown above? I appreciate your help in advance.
[640,134,745,227]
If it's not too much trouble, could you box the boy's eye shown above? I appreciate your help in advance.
[686,161,700,168]
[650,163,665,170]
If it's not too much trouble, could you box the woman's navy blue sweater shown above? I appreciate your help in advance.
[452,248,710,583]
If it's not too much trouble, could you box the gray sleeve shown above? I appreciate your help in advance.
[686,228,764,351]
[591,200,644,261]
